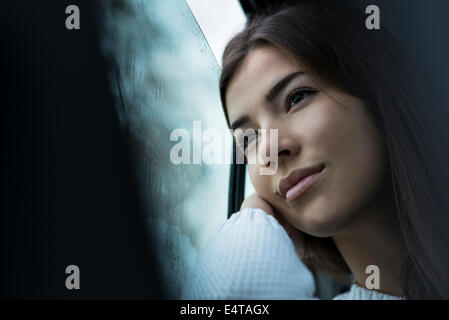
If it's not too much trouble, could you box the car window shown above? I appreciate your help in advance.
[100,0,235,298]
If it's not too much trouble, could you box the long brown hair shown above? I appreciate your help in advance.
[219,0,449,299]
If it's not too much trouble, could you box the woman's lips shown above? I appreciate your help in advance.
[278,163,325,203]
[285,170,323,203]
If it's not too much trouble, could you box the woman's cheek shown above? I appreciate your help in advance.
[301,100,344,145]
[248,164,278,203]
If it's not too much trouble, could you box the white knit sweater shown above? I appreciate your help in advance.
[181,208,405,300]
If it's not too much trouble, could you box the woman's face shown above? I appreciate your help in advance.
[226,45,387,237]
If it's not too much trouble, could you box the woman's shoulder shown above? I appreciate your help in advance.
[220,207,284,228]
[333,283,406,300]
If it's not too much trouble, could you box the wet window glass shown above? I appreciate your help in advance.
[100,0,233,298]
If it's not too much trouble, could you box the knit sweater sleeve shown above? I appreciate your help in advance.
[180,207,317,300]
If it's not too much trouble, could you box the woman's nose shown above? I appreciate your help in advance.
[257,126,301,168]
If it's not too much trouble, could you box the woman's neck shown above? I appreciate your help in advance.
[332,194,409,297]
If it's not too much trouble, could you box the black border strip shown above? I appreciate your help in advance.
[227,141,246,218]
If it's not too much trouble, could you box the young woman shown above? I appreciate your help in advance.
[182,0,449,300]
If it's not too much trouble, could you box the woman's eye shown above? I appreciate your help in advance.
[286,87,317,112]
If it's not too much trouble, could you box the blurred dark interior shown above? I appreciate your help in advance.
[0,0,164,299]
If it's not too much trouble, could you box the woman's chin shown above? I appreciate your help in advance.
[294,208,356,238]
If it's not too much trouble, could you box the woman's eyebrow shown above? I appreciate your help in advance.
[230,115,250,131]
[265,71,305,103]
[230,71,304,131]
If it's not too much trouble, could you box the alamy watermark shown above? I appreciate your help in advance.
[65,264,80,290]
[65,5,80,30]
[169,121,279,175]
[365,5,380,30]
[365,264,380,290]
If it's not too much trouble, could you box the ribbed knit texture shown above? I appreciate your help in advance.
[181,208,405,300]
[333,283,405,300]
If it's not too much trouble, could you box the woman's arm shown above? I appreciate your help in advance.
[180,198,317,300]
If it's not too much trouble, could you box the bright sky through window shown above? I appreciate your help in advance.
[186,0,247,67]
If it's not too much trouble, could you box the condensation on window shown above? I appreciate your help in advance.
[99,0,230,298]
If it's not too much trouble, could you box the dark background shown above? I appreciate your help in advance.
[0,1,164,299]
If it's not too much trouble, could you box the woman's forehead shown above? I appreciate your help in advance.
[225,45,307,120]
